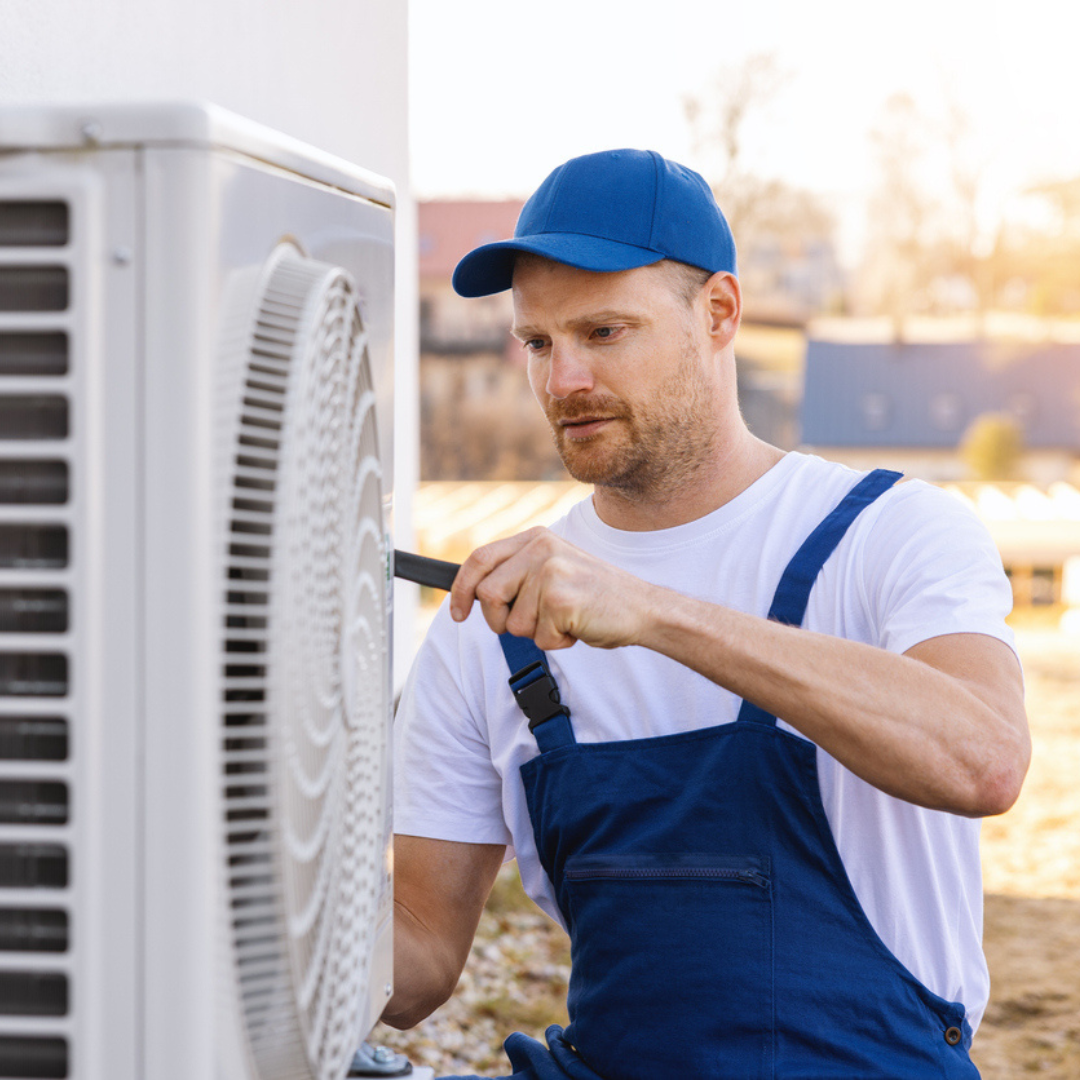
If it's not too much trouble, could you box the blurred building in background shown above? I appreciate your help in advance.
[419,200,521,357]
[798,333,1080,610]
[800,339,1080,485]
[941,483,1080,611]
[417,200,565,481]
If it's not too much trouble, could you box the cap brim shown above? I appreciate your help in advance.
[452,234,664,297]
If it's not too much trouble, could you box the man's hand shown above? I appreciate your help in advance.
[449,527,656,652]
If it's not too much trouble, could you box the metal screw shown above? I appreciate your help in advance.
[384,981,392,997]
[111,246,133,266]
[80,119,103,144]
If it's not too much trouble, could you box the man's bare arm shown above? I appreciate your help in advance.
[381,835,505,1030]
[643,598,1029,816]
[450,528,1030,818]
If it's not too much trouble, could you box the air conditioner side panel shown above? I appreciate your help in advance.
[139,146,223,1080]
[77,147,144,1080]
[0,148,142,1080]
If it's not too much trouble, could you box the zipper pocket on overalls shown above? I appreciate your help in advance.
[564,865,769,887]
[562,853,771,888]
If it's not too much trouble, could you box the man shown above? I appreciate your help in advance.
[387,149,1029,1079]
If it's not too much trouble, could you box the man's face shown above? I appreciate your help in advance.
[511,258,722,498]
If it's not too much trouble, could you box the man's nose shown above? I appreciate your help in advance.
[546,342,595,399]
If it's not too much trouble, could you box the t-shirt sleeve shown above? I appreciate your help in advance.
[392,603,514,848]
[860,481,1017,658]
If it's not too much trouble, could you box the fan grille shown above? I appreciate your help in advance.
[221,246,389,1080]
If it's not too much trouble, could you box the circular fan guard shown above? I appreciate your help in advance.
[219,245,390,1080]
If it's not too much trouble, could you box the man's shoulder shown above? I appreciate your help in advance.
[771,452,879,506]
[775,460,996,587]
[783,455,972,525]
[870,474,986,536]
[762,454,900,534]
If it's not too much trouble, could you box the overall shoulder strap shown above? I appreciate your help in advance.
[499,633,576,752]
[737,468,902,726]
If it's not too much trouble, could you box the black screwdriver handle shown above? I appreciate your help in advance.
[393,549,461,592]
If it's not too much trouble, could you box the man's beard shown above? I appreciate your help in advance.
[544,349,719,499]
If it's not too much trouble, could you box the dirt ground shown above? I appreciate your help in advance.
[378,621,1080,1077]
[973,625,1080,1078]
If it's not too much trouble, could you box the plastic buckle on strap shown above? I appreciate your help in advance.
[509,661,570,731]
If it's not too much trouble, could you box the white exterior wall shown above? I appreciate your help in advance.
[0,0,420,683]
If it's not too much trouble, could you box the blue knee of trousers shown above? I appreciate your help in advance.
[437,1025,604,1080]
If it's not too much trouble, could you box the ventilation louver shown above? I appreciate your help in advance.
[219,244,391,1080]
[0,197,73,1080]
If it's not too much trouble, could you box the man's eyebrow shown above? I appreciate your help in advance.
[511,311,640,340]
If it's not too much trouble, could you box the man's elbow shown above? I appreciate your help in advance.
[965,733,1031,818]
[380,970,458,1031]
[381,903,463,1029]
[381,1001,441,1032]
[973,763,1027,818]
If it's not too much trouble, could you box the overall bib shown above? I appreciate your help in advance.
[442,470,980,1080]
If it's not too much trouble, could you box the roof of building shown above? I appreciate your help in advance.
[801,340,1080,449]
[413,480,589,566]
[418,200,524,279]
[410,479,1080,571]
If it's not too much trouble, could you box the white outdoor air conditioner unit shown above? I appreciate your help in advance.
[0,103,398,1080]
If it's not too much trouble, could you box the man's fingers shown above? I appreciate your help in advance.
[448,527,629,651]
[448,538,509,621]
[504,555,580,651]
[449,528,545,622]
[473,566,522,634]
[502,567,542,642]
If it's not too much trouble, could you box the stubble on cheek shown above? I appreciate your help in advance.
[544,357,719,497]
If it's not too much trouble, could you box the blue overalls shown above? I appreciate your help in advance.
[441,470,979,1080]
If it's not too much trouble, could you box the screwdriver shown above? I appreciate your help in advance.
[393,550,460,592]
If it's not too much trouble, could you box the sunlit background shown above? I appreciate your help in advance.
[411,0,1080,250]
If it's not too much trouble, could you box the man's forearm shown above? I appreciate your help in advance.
[638,585,1029,817]
[381,836,506,1030]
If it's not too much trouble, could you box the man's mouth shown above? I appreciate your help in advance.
[557,416,614,440]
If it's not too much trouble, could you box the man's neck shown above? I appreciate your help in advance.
[591,436,786,532]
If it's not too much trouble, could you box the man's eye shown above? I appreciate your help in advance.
[593,326,616,339]
[525,338,546,352]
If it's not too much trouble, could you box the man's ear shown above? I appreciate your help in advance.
[704,271,741,348]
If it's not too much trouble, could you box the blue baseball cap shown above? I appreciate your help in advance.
[451,149,737,297]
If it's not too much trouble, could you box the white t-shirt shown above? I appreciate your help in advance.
[393,452,1016,1031]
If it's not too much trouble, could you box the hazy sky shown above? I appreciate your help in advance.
[409,0,1079,254]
